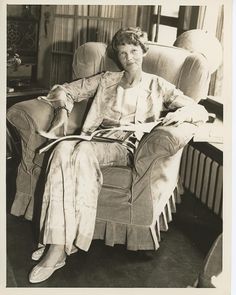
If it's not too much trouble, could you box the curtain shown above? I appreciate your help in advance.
[208,6,224,98]
[50,5,126,86]
[197,5,224,98]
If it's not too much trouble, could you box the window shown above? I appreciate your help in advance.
[148,5,180,45]
[147,5,198,45]
[147,5,223,107]
[200,5,224,101]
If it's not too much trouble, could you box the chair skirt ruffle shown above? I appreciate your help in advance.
[93,183,183,251]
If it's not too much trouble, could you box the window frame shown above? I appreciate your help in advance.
[148,5,224,121]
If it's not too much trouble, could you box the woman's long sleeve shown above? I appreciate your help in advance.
[38,73,104,113]
[157,76,209,124]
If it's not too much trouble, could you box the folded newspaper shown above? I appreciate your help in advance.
[38,119,163,154]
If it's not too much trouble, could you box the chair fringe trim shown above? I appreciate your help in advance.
[93,218,159,251]
[150,181,184,249]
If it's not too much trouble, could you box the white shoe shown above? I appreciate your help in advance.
[29,260,66,283]
[32,245,78,261]
[31,246,46,261]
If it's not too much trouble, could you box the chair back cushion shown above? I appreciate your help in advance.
[72,41,210,102]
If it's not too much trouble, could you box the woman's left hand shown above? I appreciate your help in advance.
[162,104,209,127]
[162,108,192,127]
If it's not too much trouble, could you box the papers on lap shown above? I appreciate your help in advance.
[38,119,164,154]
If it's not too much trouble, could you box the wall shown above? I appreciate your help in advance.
[7,5,41,19]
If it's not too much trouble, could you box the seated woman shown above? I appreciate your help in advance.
[29,27,208,283]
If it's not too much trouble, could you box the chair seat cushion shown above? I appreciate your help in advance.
[97,166,133,223]
[102,166,132,189]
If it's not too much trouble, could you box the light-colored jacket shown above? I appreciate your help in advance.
[42,71,208,134]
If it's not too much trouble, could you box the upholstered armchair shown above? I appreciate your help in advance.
[7,39,212,251]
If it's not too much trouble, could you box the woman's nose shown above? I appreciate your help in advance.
[126,53,133,61]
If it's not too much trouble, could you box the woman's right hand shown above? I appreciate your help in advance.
[47,108,69,136]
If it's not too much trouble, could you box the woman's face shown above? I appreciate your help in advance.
[117,43,145,72]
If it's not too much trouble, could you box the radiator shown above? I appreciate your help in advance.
[180,143,223,218]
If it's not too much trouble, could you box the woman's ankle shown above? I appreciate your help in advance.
[39,244,66,267]
[49,244,65,252]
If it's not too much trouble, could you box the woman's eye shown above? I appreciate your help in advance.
[132,49,138,54]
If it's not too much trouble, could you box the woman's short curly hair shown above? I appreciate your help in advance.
[111,27,149,54]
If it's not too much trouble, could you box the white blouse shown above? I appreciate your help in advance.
[101,83,141,128]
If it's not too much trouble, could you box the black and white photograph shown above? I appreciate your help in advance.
[1,0,233,294]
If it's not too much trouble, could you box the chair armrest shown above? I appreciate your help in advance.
[7,99,54,169]
[7,98,89,167]
[131,122,198,225]
[134,122,198,174]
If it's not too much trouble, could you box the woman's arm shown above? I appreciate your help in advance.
[43,73,104,112]
[41,73,104,135]
[157,76,209,126]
